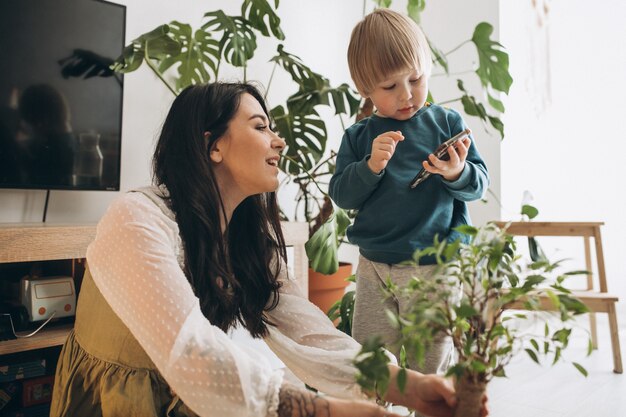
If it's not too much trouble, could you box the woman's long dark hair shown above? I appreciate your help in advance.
[153,82,286,338]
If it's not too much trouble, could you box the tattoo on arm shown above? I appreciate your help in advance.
[277,384,330,417]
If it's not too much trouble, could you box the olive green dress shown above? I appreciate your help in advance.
[49,266,198,417]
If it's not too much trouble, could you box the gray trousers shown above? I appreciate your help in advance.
[352,255,458,376]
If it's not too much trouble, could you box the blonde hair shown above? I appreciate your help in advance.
[347,9,432,95]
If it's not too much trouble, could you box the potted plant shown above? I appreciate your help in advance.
[353,222,591,417]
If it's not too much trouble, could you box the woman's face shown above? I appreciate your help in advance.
[210,93,286,200]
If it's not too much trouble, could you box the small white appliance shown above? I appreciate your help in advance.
[20,276,76,322]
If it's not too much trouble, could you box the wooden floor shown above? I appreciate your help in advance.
[488,313,625,417]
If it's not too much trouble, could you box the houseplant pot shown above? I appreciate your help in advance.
[308,262,352,315]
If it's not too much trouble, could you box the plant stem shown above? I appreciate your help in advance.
[282,155,328,195]
[437,97,462,106]
[144,43,178,96]
[444,40,471,56]
[265,61,279,100]
[431,69,475,78]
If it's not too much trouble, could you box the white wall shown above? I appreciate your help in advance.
[0,0,503,273]
[500,0,626,317]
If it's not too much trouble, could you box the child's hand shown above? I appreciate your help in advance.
[423,136,471,182]
[367,130,404,174]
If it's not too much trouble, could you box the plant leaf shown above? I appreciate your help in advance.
[241,0,285,40]
[270,45,326,92]
[112,24,182,74]
[471,22,513,94]
[458,80,504,139]
[202,10,257,67]
[397,367,407,393]
[521,204,539,220]
[525,348,539,364]
[530,338,539,352]
[528,237,548,262]
[271,46,359,138]
[453,224,478,236]
[573,362,588,377]
[455,303,478,319]
[400,345,407,367]
[304,207,347,274]
[487,92,505,113]
[406,0,427,23]
[157,21,220,91]
[272,105,326,173]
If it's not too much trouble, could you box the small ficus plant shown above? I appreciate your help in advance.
[354,222,591,417]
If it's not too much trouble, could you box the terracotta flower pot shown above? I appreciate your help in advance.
[308,262,352,315]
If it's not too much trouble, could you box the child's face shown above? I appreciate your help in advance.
[364,68,428,120]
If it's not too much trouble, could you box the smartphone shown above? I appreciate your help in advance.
[409,128,471,189]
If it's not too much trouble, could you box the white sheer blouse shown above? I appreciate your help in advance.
[86,188,367,417]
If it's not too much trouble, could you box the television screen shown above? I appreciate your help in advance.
[0,0,125,191]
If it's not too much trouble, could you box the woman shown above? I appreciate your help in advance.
[50,82,473,417]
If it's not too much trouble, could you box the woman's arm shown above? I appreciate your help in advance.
[278,384,400,417]
[264,267,379,400]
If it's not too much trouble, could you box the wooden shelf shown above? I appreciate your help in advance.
[0,224,93,357]
[0,223,96,263]
[0,221,309,358]
[0,323,72,355]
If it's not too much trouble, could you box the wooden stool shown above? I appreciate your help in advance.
[494,221,623,374]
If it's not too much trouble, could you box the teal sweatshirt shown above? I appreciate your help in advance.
[329,103,489,264]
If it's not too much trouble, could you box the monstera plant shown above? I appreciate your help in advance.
[60,0,512,276]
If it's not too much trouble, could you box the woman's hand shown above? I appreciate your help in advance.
[382,367,488,417]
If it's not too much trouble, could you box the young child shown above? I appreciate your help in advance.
[329,9,489,377]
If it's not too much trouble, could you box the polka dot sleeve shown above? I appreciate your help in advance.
[264,269,377,400]
[86,192,283,417]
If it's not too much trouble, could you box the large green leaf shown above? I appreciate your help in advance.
[156,21,220,91]
[111,24,182,73]
[287,83,361,117]
[271,45,361,117]
[241,0,285,40]
[458,79,505,138]
[202,10,257,67]
[471,22,513,94]
[271,105,326,174]
[305,207,351,273]
[487,92,505,113]
[270,45,326,92]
